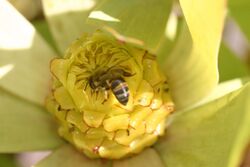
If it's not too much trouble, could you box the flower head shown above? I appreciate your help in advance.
[1,0,250,167]
[46,31,174,159]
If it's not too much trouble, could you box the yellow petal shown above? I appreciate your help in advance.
[103,114,130,132]
[54,86,74,109]
[83,110,106,128]
[134,80,154,106]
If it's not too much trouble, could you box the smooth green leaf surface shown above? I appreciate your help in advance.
[159,0,226,109]
[179,0,225,56]
[155,81,250,167]
[113,148,164,167]
[35,144,111,167]
[32,19,58,52]
[42,0,101,54]
[87,0,172,53]
[218,44,249,82]
[0,1,56,106]
[0,89,63,152]
[229,0,250,39]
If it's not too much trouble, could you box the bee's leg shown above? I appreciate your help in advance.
[104,89,109,100]
[96,87,104,100]
[84,82,88,91]
[102,89,109,104]
[90,87,96,98]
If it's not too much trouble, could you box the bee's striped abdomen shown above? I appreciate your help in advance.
[111,78,129,105]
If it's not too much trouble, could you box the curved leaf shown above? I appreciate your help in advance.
[87,0,172,53]
[155,81,250,167]
[42,0,101,54]
[159,0,226,109]
[0,89,63,153]
[179,0,226,56]
[35,144,111,167]
[0,1,56,106]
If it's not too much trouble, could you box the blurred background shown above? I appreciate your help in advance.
[1,0,249,166]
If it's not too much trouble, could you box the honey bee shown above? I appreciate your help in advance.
[88,68,133,105]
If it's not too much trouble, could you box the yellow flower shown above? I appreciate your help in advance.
[46,31,174,159]
[1,0,250,167]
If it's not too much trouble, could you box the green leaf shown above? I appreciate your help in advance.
[218,44,249,82]
[113,148,164,167]
[35,144,111,167]
[155,81,250,167]
[0,154,17,167]
[32,19,58,52]
[179,0,225,55]
[159,0,226,110]
[229,0,250,39]
[42,0,101,54]
[87,0,172,53]
[0,1,56,106]
[0,89,63,153]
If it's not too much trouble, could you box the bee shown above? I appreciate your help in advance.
[88,68,133,105]
[109,77,129,105]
